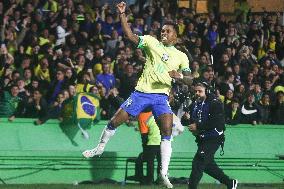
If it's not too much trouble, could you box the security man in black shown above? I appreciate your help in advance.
[186,82,238,189]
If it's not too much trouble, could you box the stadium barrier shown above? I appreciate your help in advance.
[0,118,283,184]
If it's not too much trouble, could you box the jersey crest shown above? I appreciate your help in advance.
[161,53,169,62]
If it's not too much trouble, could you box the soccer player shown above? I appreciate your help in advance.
[82,1,191,188]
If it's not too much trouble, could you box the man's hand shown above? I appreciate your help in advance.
[8,115,15,122]
[117,1,126,14]
[189,123,197,131]
[188,123,198,135]
[109,88,119,97]
[34,119,43,125]
[183,112,190,120]
[3,16,9,26]
[168,70,183,79]
[36,105,41,110]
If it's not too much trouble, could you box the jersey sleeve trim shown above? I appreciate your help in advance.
[137,36,144,49]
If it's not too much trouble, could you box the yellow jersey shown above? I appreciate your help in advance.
[135,35,189,95]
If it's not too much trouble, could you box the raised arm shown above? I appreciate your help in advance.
[117,1,139,45]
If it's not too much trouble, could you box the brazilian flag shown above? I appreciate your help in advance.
[74,93,101,124]
[60,93,101,142]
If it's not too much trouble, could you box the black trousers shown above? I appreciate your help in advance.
[135,145,161,184]
[188,139,231,189]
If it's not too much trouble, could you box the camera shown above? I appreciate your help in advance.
[172,83,192,113]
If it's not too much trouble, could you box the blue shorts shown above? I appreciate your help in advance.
[120,91,173,117]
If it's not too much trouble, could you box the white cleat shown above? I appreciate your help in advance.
[82,144,105,158]
[160,172,173,188]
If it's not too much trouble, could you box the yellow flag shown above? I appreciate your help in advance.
[76,93,100,120]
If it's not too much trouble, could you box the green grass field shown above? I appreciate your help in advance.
[0,184,283,189]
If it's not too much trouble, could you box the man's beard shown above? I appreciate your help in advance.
[196,96,206,102]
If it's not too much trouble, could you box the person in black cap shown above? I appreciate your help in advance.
[184,82,238,189]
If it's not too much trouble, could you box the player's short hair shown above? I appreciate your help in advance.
[163,21,179,35]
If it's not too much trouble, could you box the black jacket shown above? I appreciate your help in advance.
[189,94,225,141]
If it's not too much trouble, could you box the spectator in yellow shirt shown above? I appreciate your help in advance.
[34,57,50,82]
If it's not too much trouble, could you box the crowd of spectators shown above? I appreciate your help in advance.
[0,0,284,125]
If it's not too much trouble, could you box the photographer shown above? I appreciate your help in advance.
[184,82,238,189]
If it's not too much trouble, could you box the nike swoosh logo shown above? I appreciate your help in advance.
[214,128,224,135]
[241,105,257,115]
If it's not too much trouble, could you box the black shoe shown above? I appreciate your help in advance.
[126,176,140,181]
[227,179,238,189]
